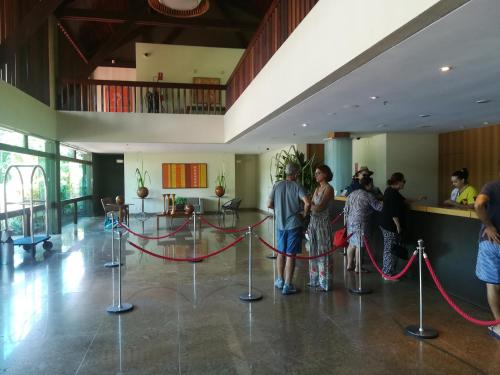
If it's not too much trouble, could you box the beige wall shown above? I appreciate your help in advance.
[135,43,244,84]
[124,152,235,214]
[0,81,57,139]
[352,134,387,190]
[386,133,438,204]
[235,154,258,209]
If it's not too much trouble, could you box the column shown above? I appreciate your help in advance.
[324,132,352,195]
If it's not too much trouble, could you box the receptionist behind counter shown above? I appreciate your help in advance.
[443,168,478,209]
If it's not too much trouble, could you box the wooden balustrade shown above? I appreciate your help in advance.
[57,79,227,115]
[226,0,318,109]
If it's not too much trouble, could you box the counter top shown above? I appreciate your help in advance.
[334,196,478,219]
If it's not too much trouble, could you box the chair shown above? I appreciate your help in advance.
[101,197,129,228]
[222,197,242,220]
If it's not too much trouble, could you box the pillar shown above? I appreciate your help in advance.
[324,132,352,195]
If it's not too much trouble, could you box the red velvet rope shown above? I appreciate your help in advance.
[331,212,343,225]
[199,215,271,233]
[128,235,245,262]
[363,236,417,280]
[119,218,190,240]
[424,255,500,326]
[257,236,341,260]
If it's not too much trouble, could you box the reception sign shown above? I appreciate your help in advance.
[162,163,207,188]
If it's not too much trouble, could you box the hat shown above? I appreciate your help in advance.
[285,162,300,176]
[357,166,374,176]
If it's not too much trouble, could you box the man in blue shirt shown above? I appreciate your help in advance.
[474,179,500,340]
[268,162,310,295]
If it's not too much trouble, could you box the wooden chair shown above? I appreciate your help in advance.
[101,197,129,227]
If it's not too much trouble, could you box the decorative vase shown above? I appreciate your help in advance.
[184,203,194,215]
[162,193,168,214]
[115,195,124,205]
[171,194,176,214]
[137,186,149,198]
[215,186,225,197]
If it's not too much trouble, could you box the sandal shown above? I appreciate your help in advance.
[354,268,370,273]
[488,326,500,340]
[346,266,355,271]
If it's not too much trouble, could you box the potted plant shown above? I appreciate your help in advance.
[214,170,226,197]
[270,145,317,194]
[135,162,151,198]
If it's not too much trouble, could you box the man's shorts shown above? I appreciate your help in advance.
[476,240,500,284]
[277,227,303,255]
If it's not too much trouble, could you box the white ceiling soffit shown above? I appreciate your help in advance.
[235,0,500,146]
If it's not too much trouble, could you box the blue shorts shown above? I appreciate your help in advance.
[277,227,303,255]
[476,240,500,284]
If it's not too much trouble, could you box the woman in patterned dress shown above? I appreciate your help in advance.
[345,177,383,272]
[308,165,335,291]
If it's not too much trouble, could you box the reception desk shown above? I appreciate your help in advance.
[332,197,487,308]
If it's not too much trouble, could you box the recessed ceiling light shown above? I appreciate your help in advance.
[476,99,491,104]
[370,96,379,100]
[483,121,490,125]
[440,66,452,72]
[111,59,116,64]
[376,124,388,128]
[419,114,431,118]
[302,123,308,127]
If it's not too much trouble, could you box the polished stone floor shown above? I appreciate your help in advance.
[0,211,499,374]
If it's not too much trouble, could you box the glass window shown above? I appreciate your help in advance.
[27,136,46,152]
[0,127,24,147]
[60,161,92,200]
[76,150,91,161]
[59,144,75,158]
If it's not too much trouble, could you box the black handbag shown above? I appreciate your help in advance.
[392,242,409,260]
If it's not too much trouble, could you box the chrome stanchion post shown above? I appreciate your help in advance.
[107,229,133,313]
[406,239,438,339]
[342,212,347,256]
[240,226,263,302]
[349,224,372,295]
[104,212,119,268]
[266,213,277,259]
[190,211,202,263]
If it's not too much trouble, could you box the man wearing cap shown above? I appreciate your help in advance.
[346,167,373,195]
[268,162,311,295]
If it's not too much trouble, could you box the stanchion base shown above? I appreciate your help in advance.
[266,254,277,259]
[239,292,263,302]
[107,303,134,314]
[189,259,203,263]
[349,287,372,295]
[104,261,121,268]
[405,325,438,339]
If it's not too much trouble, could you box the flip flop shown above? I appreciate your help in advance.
[346,266,355,271]
[488,326,500,340]
[355,268,370,273]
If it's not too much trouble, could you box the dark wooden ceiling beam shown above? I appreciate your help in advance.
[57,21,88,64]
[215,0,248,48]
[56,9,258,32]
[0,0,66,62]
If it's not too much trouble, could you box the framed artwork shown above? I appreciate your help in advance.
[192,77,220,105]
[162,163,207,188]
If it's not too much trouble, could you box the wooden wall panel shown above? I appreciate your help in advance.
[439,124,500,202]
[226,0,319,109]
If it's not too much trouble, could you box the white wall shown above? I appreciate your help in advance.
[135,43,244,84]
[0,81,57,139]
[352,134,387,190]
[235,154,258,208]
[224,0,440,142]
[124,152,235,214]
[57,112,224,143]
[386,133,438,204]
[91,67,136,81]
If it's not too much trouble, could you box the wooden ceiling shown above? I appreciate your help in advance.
[54,0,274,78]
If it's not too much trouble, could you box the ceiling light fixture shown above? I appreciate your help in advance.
[148,0,209,18]
[370,96,379,100]
[302,123,308,127]
[419,114,431,118]
[376,124,387,129]
[440,66,452,72]
[476,99,491,104]
[483,121,490,125]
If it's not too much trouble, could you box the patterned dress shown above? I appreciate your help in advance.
[308,186,334,291]
[345,189,383,248]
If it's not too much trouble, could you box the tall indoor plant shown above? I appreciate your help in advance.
[135,161,151,198]
[270,145,317,194]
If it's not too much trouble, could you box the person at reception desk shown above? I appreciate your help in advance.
[343,166,383,199]
[443,168,478,209]
[474,180,500,340]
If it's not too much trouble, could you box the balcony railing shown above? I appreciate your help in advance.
[57,79,227,115]
[226,0,318,109]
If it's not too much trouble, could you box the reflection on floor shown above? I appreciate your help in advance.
[0,211,499,374]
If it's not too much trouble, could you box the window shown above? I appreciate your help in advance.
[59,144,75,158]
[28,136,55,153]
[60,161,92,200]
[0,127,24,147]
